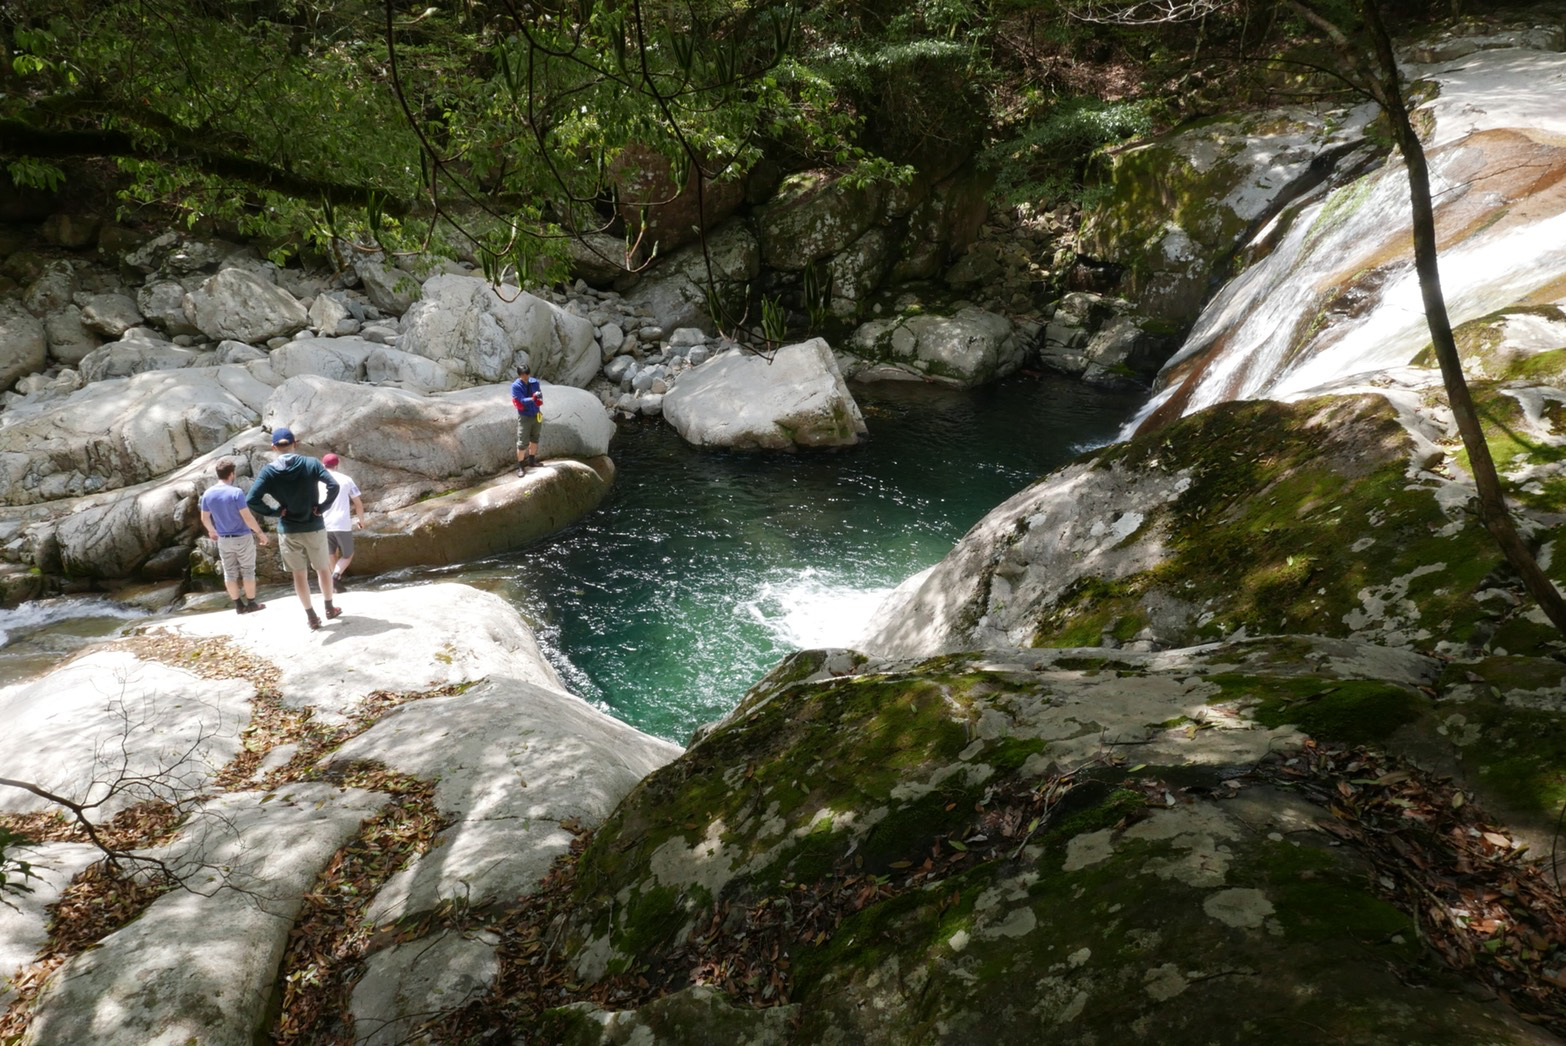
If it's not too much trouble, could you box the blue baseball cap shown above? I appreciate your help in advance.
[272,426,296,446]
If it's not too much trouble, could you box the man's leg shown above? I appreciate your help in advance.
[218,537,246,611]
[328,532,353,587]
[292,569,312,608]
[305,530,342,619]
[232,536,263,611]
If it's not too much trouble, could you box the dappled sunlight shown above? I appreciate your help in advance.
[0,652,248,822]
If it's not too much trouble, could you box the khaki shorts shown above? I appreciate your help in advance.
[216,533,257,581]
[279,529,332,574]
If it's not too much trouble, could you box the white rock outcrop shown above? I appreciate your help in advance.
[0,583,681,1043]
[844,306,1026,387]
[662,338,867,450]
[399,274,598,387]
[183,268,310,344]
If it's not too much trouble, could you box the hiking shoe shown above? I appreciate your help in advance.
[330,576,348,592]
[247,600,267,613]
[325,603,343,620]
[307,608,322,630]
[516,464,527,477]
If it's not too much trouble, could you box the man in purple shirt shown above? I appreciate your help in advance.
[199,458,269,614]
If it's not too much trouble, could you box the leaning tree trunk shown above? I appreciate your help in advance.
[1357,0,1566,637]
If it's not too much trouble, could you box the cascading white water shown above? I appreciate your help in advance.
[1126,45,1566,437]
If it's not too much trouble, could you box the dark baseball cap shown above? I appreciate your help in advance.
[272,426,296,446]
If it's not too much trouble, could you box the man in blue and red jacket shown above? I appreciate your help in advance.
[511,360,543,476]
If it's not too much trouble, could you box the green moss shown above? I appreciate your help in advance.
[1410,307,1566,377]
[1052,396,1528,652]
[1039,786,1143,844]
[1033,575,1146,648]
[1501,345,1566,384]
[1209,673,1428,745]
[1305,178,1377,251]
[1454,385,1566,514]
[1437,701,1566,815]
[604,883,696,975]
[787,795,1497,1044]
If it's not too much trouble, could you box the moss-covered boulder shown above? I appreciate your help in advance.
[858,392,1566,664]
[499,641,1560,1043]
[1078,106,1377,330]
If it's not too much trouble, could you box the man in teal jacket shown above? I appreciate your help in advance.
[247,426,341,630]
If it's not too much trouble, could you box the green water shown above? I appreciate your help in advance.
[447,375,1144,743]
[0,375,1143,743]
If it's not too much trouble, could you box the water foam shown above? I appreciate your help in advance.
[746,568,897,652]
[0,597,149,648]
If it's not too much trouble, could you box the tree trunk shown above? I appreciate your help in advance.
[1357,0,1566,637]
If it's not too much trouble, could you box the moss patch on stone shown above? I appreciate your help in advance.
[787,796,1516,1045]
[1037,395,1549,654]
[1433,700,1566,816]
[1208,673,1428,746]
[564,659,1055,971]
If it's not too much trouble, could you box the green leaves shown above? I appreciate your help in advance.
[6,158,65,192]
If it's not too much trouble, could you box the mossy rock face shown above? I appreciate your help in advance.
[857,393,1566,664]
[1409,307,1566,379]
[1078,108,1370,330]
[757,172,888,273]
[790,796,1538,1046]
[538,638,1555,1043]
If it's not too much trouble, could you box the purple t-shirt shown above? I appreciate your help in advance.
[200,483,249,536]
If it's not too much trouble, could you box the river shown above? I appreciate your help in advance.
[0,374,1144,744]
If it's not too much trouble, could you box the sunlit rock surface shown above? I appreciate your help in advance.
[0,583,679,1043]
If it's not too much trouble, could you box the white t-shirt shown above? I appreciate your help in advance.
[320,469,362,531]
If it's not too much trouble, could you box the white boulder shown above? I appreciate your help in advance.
[399,274,598,387]
[184,268,309,344]
[845,306,1026,387]
[662,338,867,450]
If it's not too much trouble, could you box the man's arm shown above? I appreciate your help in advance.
[350,494,365,529]
[200,509,217,540]
[246,475,279,518]
[240,506,270,546]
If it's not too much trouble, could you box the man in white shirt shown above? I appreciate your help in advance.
[319,452,365,590]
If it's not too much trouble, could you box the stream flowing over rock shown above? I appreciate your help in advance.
[4,15,1566,1045]
[1122,41,1566,432]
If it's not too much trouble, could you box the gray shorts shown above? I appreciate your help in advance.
[279,529,332,574]
[516,413,543,448]
[216,533,257,581]
[328,530,355,558]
